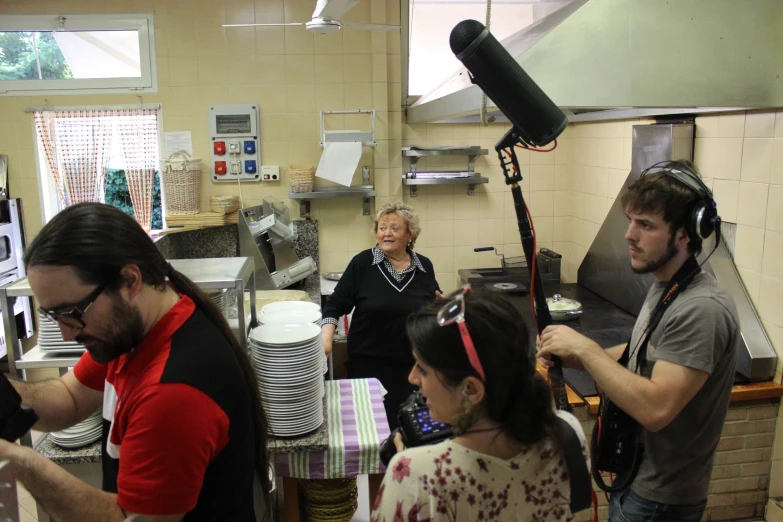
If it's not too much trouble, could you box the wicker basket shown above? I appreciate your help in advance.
[210,195,240,215]
[162,151,201,215]
[289,164,315,193]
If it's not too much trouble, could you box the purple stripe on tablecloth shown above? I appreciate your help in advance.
[343,429,358,437]
[274,455,290,477]
[344,457,360,477]
[309,450,325,470]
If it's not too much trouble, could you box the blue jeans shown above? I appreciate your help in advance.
[609,488,706,522]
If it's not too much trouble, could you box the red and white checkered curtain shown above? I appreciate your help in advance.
[115,109,159,232]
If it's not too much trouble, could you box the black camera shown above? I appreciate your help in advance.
[0,374,38,441]
[379,391,453,467]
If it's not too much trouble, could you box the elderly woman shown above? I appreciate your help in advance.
[322,201,441,429]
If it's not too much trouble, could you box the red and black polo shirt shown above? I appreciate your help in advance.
[74,295,257,521]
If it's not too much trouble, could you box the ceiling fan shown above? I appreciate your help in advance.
[223,0,400,34]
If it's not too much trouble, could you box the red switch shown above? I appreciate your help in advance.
[214,161,227,175]
[214,141,226,155]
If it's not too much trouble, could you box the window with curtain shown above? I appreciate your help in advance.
[33,108,162,232]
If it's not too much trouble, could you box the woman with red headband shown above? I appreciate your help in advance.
[371,287,587,522]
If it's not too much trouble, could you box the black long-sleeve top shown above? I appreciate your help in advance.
[323,246,440,364]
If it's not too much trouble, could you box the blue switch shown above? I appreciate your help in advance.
[244,160,257,174]
[243,140,256,155]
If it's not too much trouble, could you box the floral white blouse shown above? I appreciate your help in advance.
[370,412,588,522]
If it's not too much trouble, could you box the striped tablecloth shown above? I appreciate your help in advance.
[274,378,391,479]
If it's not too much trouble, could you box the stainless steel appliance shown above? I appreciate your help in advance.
[237,198,317,291]
[578,124,777,381]
[458,247,562,289]
[0,195,35,360]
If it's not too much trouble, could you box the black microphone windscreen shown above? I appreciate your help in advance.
[450,20,567,147]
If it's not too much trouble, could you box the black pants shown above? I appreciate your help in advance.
[347,356,415,431]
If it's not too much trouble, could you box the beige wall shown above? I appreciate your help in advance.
[0,0,401,276]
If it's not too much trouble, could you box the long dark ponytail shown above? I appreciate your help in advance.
[406,289,561,449]
[24,203,271,517]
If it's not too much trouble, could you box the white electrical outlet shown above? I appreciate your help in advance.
[261,165,280,182]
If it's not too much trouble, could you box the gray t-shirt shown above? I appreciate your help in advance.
[626,272,739,504]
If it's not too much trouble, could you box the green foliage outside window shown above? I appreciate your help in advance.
[104,168,163,230]
[0,31,72,80]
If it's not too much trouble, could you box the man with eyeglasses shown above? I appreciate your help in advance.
[0,203,270,522]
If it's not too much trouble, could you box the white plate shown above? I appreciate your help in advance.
[260,310,322,325]
[261,301,320,316]
[249,323,321,346]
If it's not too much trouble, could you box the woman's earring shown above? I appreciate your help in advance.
[451,398,478,435]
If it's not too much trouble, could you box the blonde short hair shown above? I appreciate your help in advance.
[373,201,421,249]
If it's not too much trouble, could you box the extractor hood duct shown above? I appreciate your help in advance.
[407,0,783,124]
[578,124,777,382]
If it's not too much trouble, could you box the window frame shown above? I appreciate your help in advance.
[0,14,157,96]
[31,103,166,232]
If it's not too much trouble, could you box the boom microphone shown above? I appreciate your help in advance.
[450,19,567,147]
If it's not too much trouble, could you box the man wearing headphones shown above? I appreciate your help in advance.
[537,160,739,521]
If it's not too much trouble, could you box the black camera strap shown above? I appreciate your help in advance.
[592,256,701,493]
[558,416,592,513]
[627,255,702,374]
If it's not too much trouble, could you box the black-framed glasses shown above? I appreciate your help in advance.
[38,284,104,330]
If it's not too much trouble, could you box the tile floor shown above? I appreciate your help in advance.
[12,475,372,522]
[16,481,38,521]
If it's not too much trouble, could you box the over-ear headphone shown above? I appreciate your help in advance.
[639,160,722,243]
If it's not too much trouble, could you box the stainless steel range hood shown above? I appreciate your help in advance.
[578,124,777,381]
[407,0,783,124]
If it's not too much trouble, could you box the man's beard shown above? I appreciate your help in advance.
[75,295,145,364]
[630,234,679,274]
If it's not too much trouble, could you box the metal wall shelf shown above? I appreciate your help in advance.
[402,174,489,196]
[289,167,375,217]
[402,146,490,197]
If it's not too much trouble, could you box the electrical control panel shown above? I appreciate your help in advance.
[209,104,261,183]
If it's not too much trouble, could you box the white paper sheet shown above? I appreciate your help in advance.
[315,142,362,187]
[164,131,193,158]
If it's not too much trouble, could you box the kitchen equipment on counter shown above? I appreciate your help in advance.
[546,294,583,321]
[238,198,317,291]
[249,323,325,437]
[0,198,35,360]
[458,247,562,289]
[322,272,342,281]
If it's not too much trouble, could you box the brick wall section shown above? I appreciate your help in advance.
[568,399,778,522]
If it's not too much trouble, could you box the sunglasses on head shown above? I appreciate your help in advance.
[436,284,486,381]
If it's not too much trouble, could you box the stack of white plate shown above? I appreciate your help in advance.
[249,323,325,437]
[260,300,321,316]
[38,315,86,354]
[206,289,228,315]
[50,409,102,448]
[259,302,326,374]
